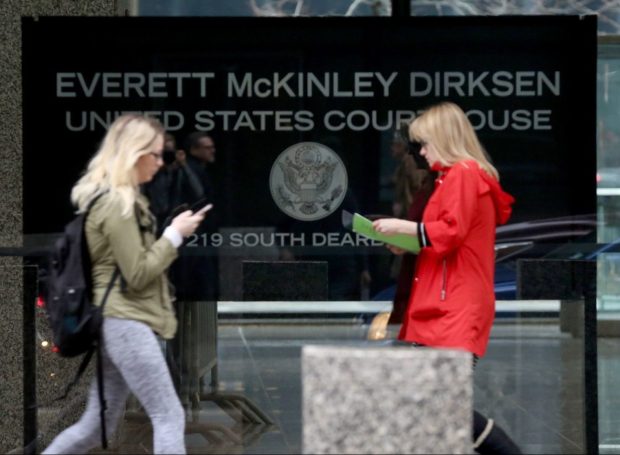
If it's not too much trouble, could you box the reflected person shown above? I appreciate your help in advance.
[171,131,218,301]
[143,132,204,235]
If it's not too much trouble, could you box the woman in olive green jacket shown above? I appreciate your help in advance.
[43,115,210,455]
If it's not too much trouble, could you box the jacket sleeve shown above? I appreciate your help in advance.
[101,199,179,291]
[423,164,479,257]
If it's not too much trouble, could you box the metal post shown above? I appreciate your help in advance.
[583,262,599,455]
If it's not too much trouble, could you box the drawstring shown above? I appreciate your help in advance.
[441,259,447,301]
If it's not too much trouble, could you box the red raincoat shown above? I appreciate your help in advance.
[398,160,514,356]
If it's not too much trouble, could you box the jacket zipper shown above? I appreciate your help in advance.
[441,259,447,301]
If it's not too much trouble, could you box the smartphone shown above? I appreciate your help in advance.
[189,198,210,213]
[194,203,213,215]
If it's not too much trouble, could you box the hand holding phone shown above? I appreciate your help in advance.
[171,204,212,238]
[189,198,210,213]
[194,203,213,216]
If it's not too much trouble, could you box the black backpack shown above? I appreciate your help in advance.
[45,194,118,357]
[43,193,119,449]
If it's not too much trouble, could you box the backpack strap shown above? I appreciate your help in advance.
[56,348,95,401]
[100,267,120,311]
[96,339,108,448]
[86,191,107,212]
[53,266,120,401]
[95,266,119,449]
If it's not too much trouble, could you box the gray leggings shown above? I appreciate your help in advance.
[43,317,186,454]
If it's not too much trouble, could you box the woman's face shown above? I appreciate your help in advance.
[135,134,164,184]
[419,140,440,167]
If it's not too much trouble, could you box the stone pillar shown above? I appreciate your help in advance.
[0,2,118,452]
[0,266,31,452]
[302,345,472,454]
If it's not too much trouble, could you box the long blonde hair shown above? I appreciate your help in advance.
[409,102,499,180]
[71,114,164,217]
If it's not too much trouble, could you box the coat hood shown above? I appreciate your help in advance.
[432,160,514,225]
[476,165,514,225]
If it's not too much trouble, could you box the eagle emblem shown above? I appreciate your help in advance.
[270,142,348,221]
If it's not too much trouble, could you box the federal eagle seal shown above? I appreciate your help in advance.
[269,142,348,221]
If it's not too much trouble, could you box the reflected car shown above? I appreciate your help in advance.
[372,214,599,301]
[494,214,606,299]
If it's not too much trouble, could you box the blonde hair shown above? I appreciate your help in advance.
[71,114,164,217]
[409,102,499,180]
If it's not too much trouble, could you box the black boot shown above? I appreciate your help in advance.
[473,410,522,454]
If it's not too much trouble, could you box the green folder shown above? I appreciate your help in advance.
[342,211,420,253]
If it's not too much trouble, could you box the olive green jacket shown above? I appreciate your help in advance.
[86,192,179,339]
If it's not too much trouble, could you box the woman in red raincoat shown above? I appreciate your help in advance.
[373,102,520,455]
